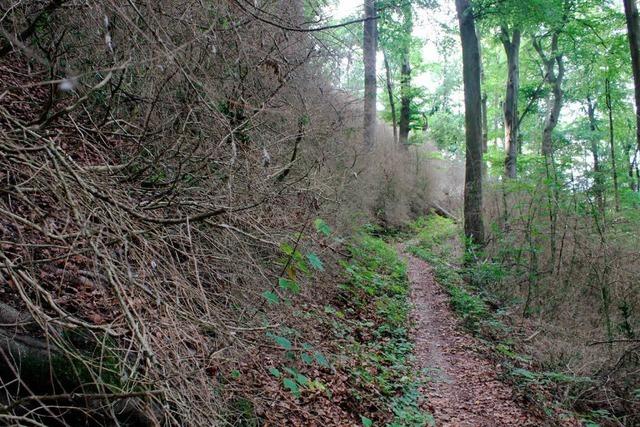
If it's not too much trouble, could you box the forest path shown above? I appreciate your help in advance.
[400,245,543,427]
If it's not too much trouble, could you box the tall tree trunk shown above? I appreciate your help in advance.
[627,142,639,191]
[493,98,501,150]
[383,50,398,144]
[605,79,620,211]
[624,0,640,170]
[363,0,378,148]
[398,4,413,147]
[477,27,488,154]
[533,31,564,271]
[629,146,640,191]
[637,154,640,191]
[501,27,521,179]
[399,54,411,146]
[534,33,564,159]
[456,0,485,247]
[587,96,605,216]
[481,91,489,153]
[637,154,640,190]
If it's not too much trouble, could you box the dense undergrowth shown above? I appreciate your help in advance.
[220,226,432,426]
[406,215,638,426]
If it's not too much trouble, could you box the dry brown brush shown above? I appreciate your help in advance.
[0,0,442,425]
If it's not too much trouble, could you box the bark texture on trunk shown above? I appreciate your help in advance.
[587,97,605,215]
[624,0,640,166]
[383,50,398,144]
[399,54,411,146]
[534,33,564,159]
[456,0,485,247]
[501,27,521,178]
[605,78,620,211]
[481,91,489,153]
[398,4,413,147]
[477,27,488,154]
[363,0,378,148]
[628,143,640,191]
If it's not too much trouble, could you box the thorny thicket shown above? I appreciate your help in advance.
[0,0,449,425]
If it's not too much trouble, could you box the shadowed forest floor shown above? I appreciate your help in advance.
[401,246,557,427]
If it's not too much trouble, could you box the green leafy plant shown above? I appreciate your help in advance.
[306,252,324,271]
[266,333,293,351]
[361,415,373,427]
[283,378,301,398]
[278,277,300,294]
[314,218,332,236]
[262,290,280,304]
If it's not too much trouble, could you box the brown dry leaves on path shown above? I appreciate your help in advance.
[401,247,545,427]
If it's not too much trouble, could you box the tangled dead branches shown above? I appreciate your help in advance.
[0,0,364,424]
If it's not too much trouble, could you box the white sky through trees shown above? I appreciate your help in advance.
[325,1,463,109]
[324,1,595,144]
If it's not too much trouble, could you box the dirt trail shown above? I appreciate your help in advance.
[401,247,543,427]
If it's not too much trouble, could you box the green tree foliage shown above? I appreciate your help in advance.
[378,0,436,144]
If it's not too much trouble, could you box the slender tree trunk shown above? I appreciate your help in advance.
[399,4,413,147]
[534,33,564,158]
[633,155,640,191]
[587,97,605,216]
[627,142,639,191]
[399,54,411,146]
[517,132,523,155]
[493,98,501,149]
[637,155,640,190]
[624,0,640,165]
[533,32,564,270]
[456,0,485,247]
[544,68,563,158]
[477,27,489,180]
[383,50,398,145]
[363,0,377,148]
[482,94,489,152]
[501,27,521,179]
[605,79,620,211]
[481,96,488,153]
[635,149,640,192]
[477,27,488,154]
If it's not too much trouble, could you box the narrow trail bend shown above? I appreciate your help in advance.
[401,247,543,427]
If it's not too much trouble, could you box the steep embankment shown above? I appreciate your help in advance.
[0,0,468,423]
